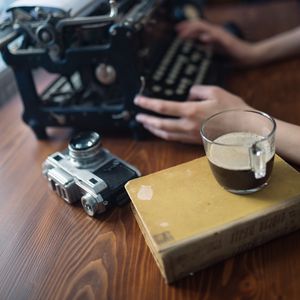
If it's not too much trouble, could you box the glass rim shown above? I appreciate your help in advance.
[200,109,277,147]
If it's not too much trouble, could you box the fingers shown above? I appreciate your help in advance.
[143,124,202,144]
[198,32,214,43]
[176,19,208,32]
[135,114,189,133]
[134,96,187,117]
[134,86,222,116]
[176,19,214,39]
[188,85,220,101]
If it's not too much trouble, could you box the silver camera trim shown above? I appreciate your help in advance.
[43,145,141,216]
[45,152,108,192]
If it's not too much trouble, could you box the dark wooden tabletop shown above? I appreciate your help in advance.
[1,1,300,299]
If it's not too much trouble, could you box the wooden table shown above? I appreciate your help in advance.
[1,1,300,299]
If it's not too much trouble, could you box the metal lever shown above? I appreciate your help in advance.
[56,0,118,32]
[138,76,146,95]
[0,28,20,49]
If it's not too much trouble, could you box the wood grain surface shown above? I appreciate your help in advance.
[1,1,300,299]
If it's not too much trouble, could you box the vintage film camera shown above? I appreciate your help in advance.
[0,0,226,139]
[42,131,141,216]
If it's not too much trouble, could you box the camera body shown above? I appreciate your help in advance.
[42,131,140,216]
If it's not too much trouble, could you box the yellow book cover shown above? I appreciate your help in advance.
[125,156,300,283]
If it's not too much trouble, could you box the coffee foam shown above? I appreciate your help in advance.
[208,132,273,170]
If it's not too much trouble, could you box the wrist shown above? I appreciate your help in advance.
[235,42,261,66]
[247,43,268,66]
[221,33,259,66]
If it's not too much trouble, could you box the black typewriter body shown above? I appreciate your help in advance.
[0,0,226,139]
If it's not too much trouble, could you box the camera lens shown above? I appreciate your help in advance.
[69,131,100,151]
[68,131,104,168]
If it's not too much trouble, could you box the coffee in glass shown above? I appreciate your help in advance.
[201,110,276,194]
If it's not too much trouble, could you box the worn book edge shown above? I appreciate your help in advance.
[126,156,300,283]
[132,194,300,283]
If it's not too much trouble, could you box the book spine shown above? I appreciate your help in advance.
[163,196,300,283]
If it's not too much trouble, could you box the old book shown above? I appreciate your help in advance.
[125,155,300,283]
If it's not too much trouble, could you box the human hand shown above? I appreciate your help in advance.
[176,19,257,66]
[134,86,251,144]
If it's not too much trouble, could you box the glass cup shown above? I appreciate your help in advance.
[200,110,276,194]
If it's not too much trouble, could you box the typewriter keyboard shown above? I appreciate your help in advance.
[147,38,212,101]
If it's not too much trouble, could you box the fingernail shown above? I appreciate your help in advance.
[134,96,140,104]
[136,114,147,122]
[135,114,143,122]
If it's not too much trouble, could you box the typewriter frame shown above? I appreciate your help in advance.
[0,0,223,140]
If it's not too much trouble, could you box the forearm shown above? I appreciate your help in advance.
[252,27,300,65]
[274,119,300,165]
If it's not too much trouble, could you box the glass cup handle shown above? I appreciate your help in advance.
[249,144,266,179]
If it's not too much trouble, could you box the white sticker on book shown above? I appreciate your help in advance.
[137,185,153,201]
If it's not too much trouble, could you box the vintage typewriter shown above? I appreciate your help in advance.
[0,0,231,139]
